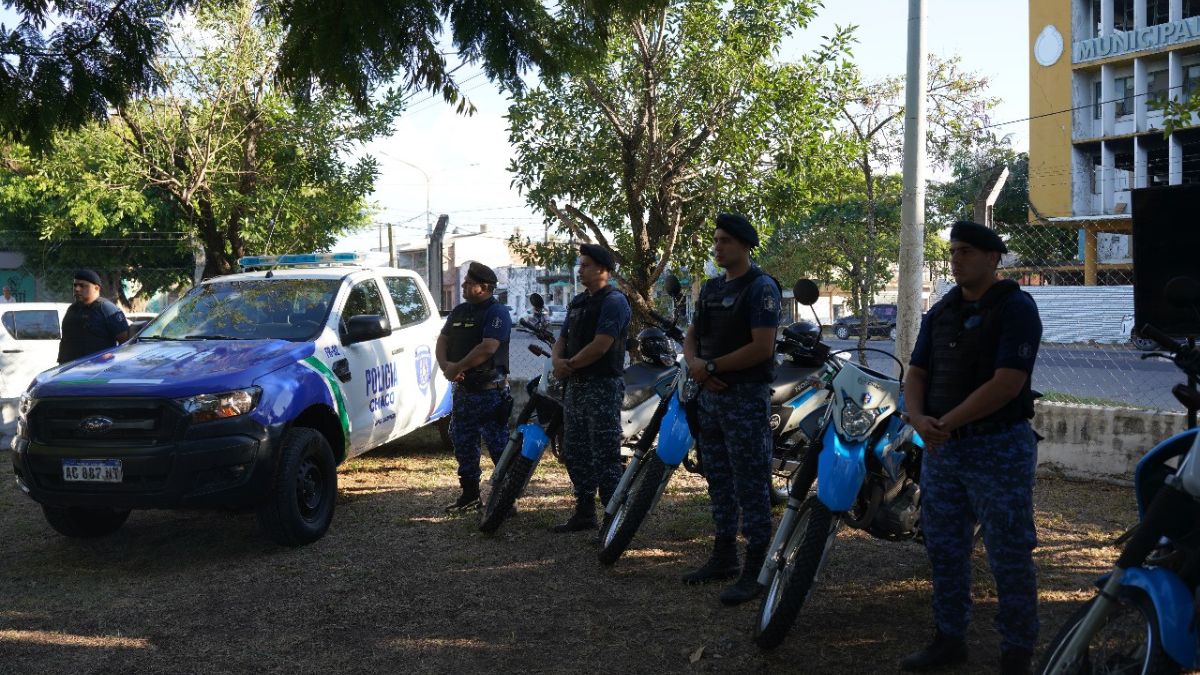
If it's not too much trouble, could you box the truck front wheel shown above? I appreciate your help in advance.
[42,505,130,538]
[257,427,337,546]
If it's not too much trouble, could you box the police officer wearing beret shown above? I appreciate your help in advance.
[437,262,513,512]
[57,270,130,364]
[900,221,1043,674]
[682,213,782,606]
[550,243,631,532]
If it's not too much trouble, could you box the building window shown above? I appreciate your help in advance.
[1114,76,1135,116]
[1148,145,1170,186]
[1148,69,1169,110]
[1094,80,1102,120]
[1187,0,1200,19]
[1092,0,1102,37]
[1148,0,1171,26]
[1085,151,1103,194]
[1186,64,1200,100]
[1114,0,1135,32]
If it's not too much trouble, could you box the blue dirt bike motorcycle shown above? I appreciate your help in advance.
[597,279,834,565]
[754,280,927,650]
[1038,277,1200,675]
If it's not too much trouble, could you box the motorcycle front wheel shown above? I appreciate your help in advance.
[479,452,536,534]
[597,451,671,565]
[1037,587,1178,675]
[754,496,835,650]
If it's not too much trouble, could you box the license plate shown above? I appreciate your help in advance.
[62,459,123,483]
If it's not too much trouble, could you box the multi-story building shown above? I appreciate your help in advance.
[1029,0,1200,285]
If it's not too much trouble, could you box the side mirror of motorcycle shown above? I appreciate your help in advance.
[793,279,820,306]
[664,274,683,300]
[529,292,545,310]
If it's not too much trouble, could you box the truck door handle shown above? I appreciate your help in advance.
[332,359,352,383]
[391,347,405,355]
[1,349,21,353]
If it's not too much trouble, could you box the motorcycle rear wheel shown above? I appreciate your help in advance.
[597,452,670,565]
[479,453,536,534]
[754,496,835,650]
[1037,587,1178,675]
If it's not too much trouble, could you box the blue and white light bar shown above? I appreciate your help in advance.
[238,252,369,268]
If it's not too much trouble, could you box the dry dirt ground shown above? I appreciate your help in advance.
[1,429,1138,674]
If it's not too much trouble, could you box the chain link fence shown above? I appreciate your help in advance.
[984,221,1184,412]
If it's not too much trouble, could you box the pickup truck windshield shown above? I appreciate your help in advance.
[140,279,340,342]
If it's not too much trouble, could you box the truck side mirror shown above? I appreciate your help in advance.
[343,315,392,344]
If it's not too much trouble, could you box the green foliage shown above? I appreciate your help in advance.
[0,0,398,297]
[506,0,854,314]
[0,0,663,148]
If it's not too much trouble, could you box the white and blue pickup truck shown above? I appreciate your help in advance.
[10,253,453,546]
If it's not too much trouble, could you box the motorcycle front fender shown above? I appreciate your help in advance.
[655,396,694,467]
[816,424,866,513]
[1097,567,1199,667]
[518,423,551,462]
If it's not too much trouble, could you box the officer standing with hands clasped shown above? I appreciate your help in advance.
[437,262,513,512]
[900,221,1043,675]
[551,244,631,533]
[682,213,781,606]
[58,269,129,364]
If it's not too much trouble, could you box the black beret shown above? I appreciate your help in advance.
[465,261,497,285]
[714,212,758,247]
[949,220,1007,254]
[74,269,102,286]
[579,243,616,271]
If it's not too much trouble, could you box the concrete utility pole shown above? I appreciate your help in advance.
[974,165,1010,228]
[896,0,927,376]
[427,214,450,312]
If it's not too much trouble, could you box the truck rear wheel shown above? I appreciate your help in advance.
[42,505,130,538]
[257,427,337,546]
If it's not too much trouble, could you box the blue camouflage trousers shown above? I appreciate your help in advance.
[921,420,1039,652]
[449,385,510,483]
[563,376,624,505]
[697,382,774,551]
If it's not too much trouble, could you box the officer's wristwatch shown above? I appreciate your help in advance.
[705,360,717,375]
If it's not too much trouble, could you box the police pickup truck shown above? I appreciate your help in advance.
[11,253,452,546]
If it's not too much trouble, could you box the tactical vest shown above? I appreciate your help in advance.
[565,286,626,378]
[444,297,509,388]
[924,279,1035,423]
[696,267,777,384]
[57,298,123,364]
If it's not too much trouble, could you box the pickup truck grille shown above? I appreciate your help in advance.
[30,399,180,445]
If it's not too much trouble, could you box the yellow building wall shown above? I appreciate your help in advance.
[1029,0,1074,220]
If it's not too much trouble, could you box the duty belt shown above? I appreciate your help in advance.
[948,419,1021,441]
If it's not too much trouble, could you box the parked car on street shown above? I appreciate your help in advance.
[831,303,898,340]
[546,304,568,325]
[11,252,452,546]
[0,303,70,401]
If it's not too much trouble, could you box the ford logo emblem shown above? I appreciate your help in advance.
[79,415,114,434]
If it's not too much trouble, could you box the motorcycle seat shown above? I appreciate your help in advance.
[623,361,673,410]
[771,363,822,405]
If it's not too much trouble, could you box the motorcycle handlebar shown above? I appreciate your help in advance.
[528,344,551,358]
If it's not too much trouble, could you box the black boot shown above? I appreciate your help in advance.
[444,479,481,513]
[552,498,597,533]
[719,543,767,606]
[682,536,740,585]
[999,647,1032,675]
[899,631,968,672]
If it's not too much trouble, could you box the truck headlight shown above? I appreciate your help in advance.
[840,399,879,438]
[177,387,261,423]
[18,393,36,419]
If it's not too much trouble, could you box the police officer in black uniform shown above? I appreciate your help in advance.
[551,244,631,532]
[58,269,129,364]
[437,262,513,512]
[900,221,1043,674]
[682,213,782,605]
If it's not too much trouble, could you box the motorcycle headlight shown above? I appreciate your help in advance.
[176,387,261,423]
[840,398,880,438]
[17,392,36,419]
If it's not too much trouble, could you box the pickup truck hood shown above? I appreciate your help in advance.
[31,339,315,398]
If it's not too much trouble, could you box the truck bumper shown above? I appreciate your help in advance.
[11,416,286,510]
